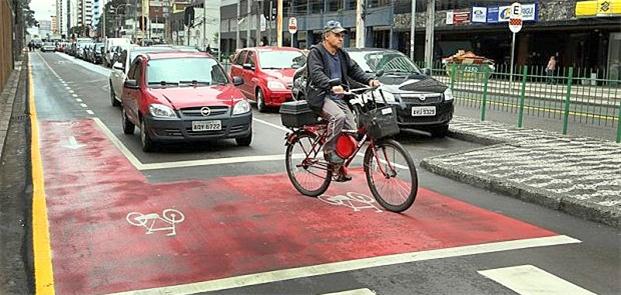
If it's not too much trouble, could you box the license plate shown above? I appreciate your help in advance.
[411,106,436,117]
[192,120,221,131]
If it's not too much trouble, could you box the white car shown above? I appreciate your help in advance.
[108,45,199,107]
[103,38,131,67]
[40,42,56,52]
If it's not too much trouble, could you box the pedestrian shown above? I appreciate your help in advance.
[28,41,34,52]
[546,55,556,84]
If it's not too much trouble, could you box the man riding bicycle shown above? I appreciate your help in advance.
[306,20,380,179]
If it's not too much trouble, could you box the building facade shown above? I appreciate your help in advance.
[55,0,69,37]
[51,15,58,34]
[77,0,94,27]
[219,0,620,78]
[93,0,108,28]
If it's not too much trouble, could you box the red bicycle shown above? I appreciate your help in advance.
[283,85,418,212]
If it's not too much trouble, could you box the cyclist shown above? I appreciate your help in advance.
[306,20,380,180]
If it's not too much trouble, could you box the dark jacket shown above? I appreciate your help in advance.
[305,43,372,112]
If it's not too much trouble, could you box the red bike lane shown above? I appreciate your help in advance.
[37,119,570,294]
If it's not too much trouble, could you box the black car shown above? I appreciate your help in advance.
[292,48,454,137]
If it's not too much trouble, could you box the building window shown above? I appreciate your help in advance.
[368,0,391,9]
[293,0,308,14]
[346,0,356,10]
[328,0,342,12]
[310,0,323,13]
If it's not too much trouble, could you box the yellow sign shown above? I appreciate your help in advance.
[576,0,621,16]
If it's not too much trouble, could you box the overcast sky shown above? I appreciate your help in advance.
[31,0,55,22]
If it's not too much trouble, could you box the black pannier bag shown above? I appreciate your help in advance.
[358,105,400,139]
[279,100,320,128]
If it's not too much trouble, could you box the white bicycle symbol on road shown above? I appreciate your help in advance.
[318,192,383,212]
[126,209,185,237]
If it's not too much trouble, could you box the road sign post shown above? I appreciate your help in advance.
[288,17,297,48]
[508,2,522,84]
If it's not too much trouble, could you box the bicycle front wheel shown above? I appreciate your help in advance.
[363,139,418,212]
[285,132,332,197]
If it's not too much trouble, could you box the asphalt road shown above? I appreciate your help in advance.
[20,51,620,295]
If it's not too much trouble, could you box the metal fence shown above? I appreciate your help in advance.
[0,1,15,91]
[423,63,621,143]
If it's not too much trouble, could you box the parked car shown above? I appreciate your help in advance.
[40,42,56,52]
[292,48,454,137]
[229,47,306,112]
[109,45,199,107]
[120,51,251,152]
[103,38,132,67]
[87,43,105,64]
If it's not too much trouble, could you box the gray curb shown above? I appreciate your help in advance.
[0,61,24,161]
[420,123,621,228]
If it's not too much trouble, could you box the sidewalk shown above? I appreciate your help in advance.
[421,116,621,228]
[0,61,23,161]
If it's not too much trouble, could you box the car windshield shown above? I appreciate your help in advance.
[259,51,305,69]
[147,57,228,87]
[44,42,54,46]
[347,51,422,75]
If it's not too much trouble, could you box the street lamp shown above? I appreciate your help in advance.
[111,3,132,38]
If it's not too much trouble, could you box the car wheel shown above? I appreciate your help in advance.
[430,124,449,138]
[110,81,120,107]
[256,88,267,113]
[121,108,135,134]
[140,120,155,152]
[235,128,252,146]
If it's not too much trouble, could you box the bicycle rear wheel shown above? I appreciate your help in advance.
[285,132,332,197]
[363,139,417,212]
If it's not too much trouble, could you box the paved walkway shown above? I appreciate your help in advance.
[421,116,621,228]
[0,61,22,160]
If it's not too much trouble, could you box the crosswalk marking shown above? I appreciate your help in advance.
[478,265,596,295]
[323,288,375,295]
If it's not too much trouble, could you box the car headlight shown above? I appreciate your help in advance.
[232,100,251,115]
[443,88,454,101]
[268,80,286,90]
[149,103,177,118]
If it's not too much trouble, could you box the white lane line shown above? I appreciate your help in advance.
[72,94,78,97]
[86,110,94,115]
[108,235,580,295]
[68,90,74,94]
[253,117,289,132]
[478,265,596,295]
[139,154,304,171]
[93,118,144,169]
[80,103,88,108]
[323,288,375,295]
[76,99,82,102]
[65,86,71,90]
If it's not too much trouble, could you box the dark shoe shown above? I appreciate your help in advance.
[334,166,352,182]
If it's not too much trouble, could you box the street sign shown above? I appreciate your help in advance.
[288,17,297,34]
[509,2,522,34]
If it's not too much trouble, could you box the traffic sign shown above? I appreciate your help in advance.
[288,17,297,34]
[510,2,522,18]
[509,18,522,33]
[508,2,522,33]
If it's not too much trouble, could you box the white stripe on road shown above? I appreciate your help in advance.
[92,118,301,171]
[76,99,82,102]
[65,86,71,90]
[72,94,78,97]
[253,117,290,132]
[86,110,94,115]
[478,265,596,295]
[323,288,375,295]
[68,89,74,94]
[80,103,88,108]
[108,235,580,295]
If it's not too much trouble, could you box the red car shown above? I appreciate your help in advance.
[120,51,252,152]
[229,47,306,112]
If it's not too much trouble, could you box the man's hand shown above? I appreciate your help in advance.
[369,80,380,87]
[332,85,345,95]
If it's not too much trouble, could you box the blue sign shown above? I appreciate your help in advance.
[487,6,499,23]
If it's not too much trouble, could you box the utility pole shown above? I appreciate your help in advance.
[409,0,416,60]
[256,1,262,46]
[203,0,207,50]
[268,0,273,46]
[424,0,435,68]
[355,0,365,48]
[247,0,251,47]
[236,0,240,49]
[276,0,282,47]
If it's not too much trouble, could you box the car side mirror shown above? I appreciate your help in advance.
[124,79,139,89]
[232,76,244,86]
[422,68,432,76]
[328,78,341,87]
[242,63,254,70]
[113,62,124,71]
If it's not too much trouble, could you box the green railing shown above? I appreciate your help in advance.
[420,62,621,143]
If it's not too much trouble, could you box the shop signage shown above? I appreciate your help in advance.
[483,3,537,23]
[576,0,621,17]
[472,7,487,23]
[446,10,470,25]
